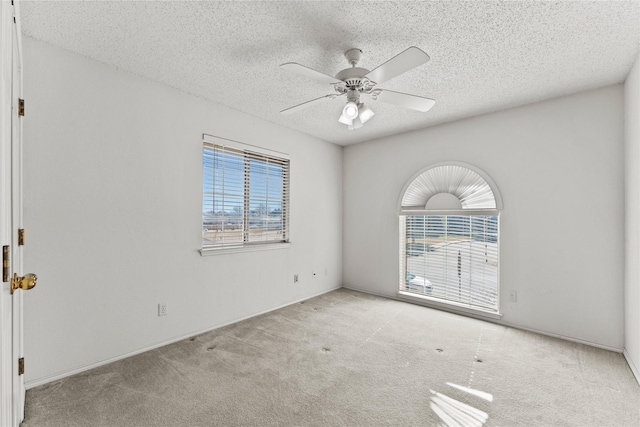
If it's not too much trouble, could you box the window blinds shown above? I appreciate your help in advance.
[401,215,499,311]
[202,141,289,249]
[400,164,501,214]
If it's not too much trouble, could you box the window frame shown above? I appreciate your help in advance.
[200,134,290,256]
[397,162,502,319]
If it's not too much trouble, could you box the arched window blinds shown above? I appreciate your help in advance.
[399,163,501,316]
[400,164,502,214]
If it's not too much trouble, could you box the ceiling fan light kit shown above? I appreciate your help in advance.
[348,116,364,131]
[357,103,375,123]
[342,101,359,119]
[280,46,435,130]
[338,112,353,126]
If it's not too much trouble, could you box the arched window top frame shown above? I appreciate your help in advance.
[398,161,503,216]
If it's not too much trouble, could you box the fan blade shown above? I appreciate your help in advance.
[376,90,435,112]
[365,47,430,85]
[280,63,342,84]
[280,95,335,115]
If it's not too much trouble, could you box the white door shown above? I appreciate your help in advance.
[1,1,30,425]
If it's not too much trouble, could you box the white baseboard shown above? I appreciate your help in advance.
[342,285,624,353]
[503,322,623,353]
[25,285,341,390]
[624,349,640,385]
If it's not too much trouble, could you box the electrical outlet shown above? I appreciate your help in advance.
[509,290,517,303]
[294,274,299,283]
[158,303,167,316]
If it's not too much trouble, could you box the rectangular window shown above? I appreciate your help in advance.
[400,215,499,312]
[202,135,289,250]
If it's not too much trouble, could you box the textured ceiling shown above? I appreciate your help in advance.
[19,1,640,146]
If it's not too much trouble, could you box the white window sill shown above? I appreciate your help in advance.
[199,242,291,256]
[397,291,503,320]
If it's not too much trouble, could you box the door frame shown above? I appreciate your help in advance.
[1,0,25,425]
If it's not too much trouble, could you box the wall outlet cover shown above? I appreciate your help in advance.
[158,303,167,316]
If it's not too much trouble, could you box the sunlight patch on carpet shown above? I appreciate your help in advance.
[430,388,490,427]
[446,382,493,402]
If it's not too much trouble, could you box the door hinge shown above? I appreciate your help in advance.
[18,229,24,246]
[18,99,24,117]
[2,246,8,282]
[18,358,24,376]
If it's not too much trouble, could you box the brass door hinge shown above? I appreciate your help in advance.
[18,229,24,246]
[18,99,24,116]
[18,358,24,376]
[2,246,8,282]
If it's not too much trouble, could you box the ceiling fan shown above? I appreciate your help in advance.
[279,47,435,130]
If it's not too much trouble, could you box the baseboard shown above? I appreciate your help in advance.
[624,349,640,385]
[503,322,623,353]
[342,285,624,354]
[25,285,342,390]
[341,285,392,298]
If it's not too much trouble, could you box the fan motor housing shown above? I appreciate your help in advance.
[335,67,370,88]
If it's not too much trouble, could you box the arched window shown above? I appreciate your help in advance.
[398,163,502,316]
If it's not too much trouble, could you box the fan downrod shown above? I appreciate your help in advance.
[344,48,363,67]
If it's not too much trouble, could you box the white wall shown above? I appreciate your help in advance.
[22,37,342,386]
[625,54,640,382]
[343,86,625,349]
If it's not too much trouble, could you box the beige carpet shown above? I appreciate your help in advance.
[22,289,640,426]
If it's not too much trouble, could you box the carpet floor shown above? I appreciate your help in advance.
[22,289,640,426]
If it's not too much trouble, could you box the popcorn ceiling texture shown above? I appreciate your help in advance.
[20,1,640,146]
